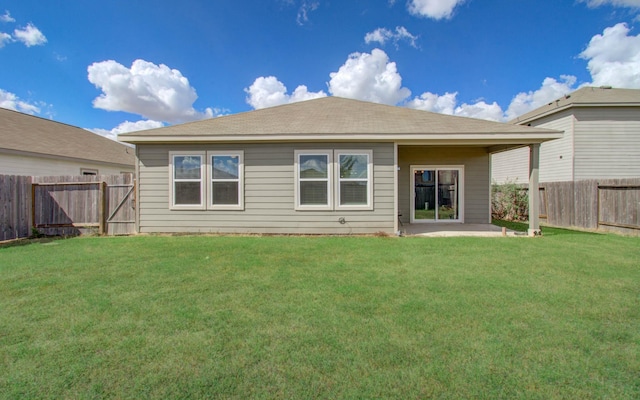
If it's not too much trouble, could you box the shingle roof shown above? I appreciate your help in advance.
[0,107,135,166]
[510,86,640,124]
[119,96,559,143]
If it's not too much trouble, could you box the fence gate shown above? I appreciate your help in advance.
[31,175,135,236]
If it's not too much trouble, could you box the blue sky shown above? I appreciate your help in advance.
[1,0,640,139]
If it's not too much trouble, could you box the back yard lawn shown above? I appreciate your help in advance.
[1,230,639,399]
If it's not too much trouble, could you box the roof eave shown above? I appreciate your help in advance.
[119,131,563,145]
[511,102,640,125]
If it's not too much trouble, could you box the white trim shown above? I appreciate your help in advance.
[207,151,244,211]
[169,151,206,210]
[410,165,465,223]
[335,150,373,211]
[294,150,333,211]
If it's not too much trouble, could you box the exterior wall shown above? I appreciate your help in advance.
[398,146,490,224]
[137,142,395,234]
[535,113,575,182]
[573,107,640,180]
[490,147,529,184]
[0,152,134,176]
[490,112,574,183]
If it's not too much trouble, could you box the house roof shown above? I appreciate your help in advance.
[510,86,640,125]
[119,96,561,146]
[0,107,135,167]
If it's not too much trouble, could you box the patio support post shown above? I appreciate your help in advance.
[528,143,541,236]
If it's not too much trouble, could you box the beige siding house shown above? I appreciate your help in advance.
[492,86,640,183]
[120,97,561,235]
[0,108,135,176]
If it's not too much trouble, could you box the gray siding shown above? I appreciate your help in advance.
[490,147,529,184]
[398,146,490,224]
[573,107,640,180]
[535,114,574,182]
[492,106,640,183]
[137,143,395,234]
[490,113,573,183]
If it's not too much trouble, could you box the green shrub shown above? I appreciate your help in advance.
[491,180,528,221]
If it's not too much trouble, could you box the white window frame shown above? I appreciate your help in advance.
[207,151,244,210]
[294,150,333,211]
[169,151,206,210]
[410,165,464,223]
[335,150,373,211]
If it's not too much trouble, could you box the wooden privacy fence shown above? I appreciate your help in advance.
[538,178,640,235]
[0,174,32,241]
[1,174,135,241]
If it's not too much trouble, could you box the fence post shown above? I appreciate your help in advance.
[528,144,541,236]
[99,181,106,235]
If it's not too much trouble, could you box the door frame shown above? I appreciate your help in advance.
[410,165,464,223]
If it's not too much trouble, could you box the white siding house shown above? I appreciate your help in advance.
[491,87,640,183]
[0,108,135,176]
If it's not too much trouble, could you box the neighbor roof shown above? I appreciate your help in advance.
[119,96,561,145]
[511,86,640,125]
[0,107,134,167]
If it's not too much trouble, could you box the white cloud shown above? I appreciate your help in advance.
[89,119,164,141]
[406,75,578,122]
[0,88,41,114]
[13,23,46,47]
[87,59,216,123]
[579,23,640,88]
[505,76,577,120]
[454,100,505,122]
[406,91,457,114]
[245,76,326,109]
[0,32,12,47]
[408,0,466,20]
[328,48,411,105]
[0,10,15,23]
[297,1,319,25]
[579,0,640,8]
[365,26,418,48]
[406,91,505,121]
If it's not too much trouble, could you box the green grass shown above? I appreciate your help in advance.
[414,207,457,220]
[1,233,639,399]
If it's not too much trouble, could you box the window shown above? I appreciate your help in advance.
[209,152,243,209]
[169,151,244,211]
[170,152,205,209]
[336,151,372,209]
[295,150,332,210]
[295,149,373,211]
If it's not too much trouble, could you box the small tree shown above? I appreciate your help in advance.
[491,180,528,221]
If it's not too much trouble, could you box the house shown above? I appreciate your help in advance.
[491,86,640,184]
[119,97,561,236]
[0,107,135,176]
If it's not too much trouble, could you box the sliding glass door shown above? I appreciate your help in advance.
[412,167,463,223]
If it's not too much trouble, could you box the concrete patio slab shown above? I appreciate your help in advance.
[402,223,517,237]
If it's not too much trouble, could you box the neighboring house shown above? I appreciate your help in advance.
[119,97,561,235]
[0,107,135,176]
[492,86,640,184]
